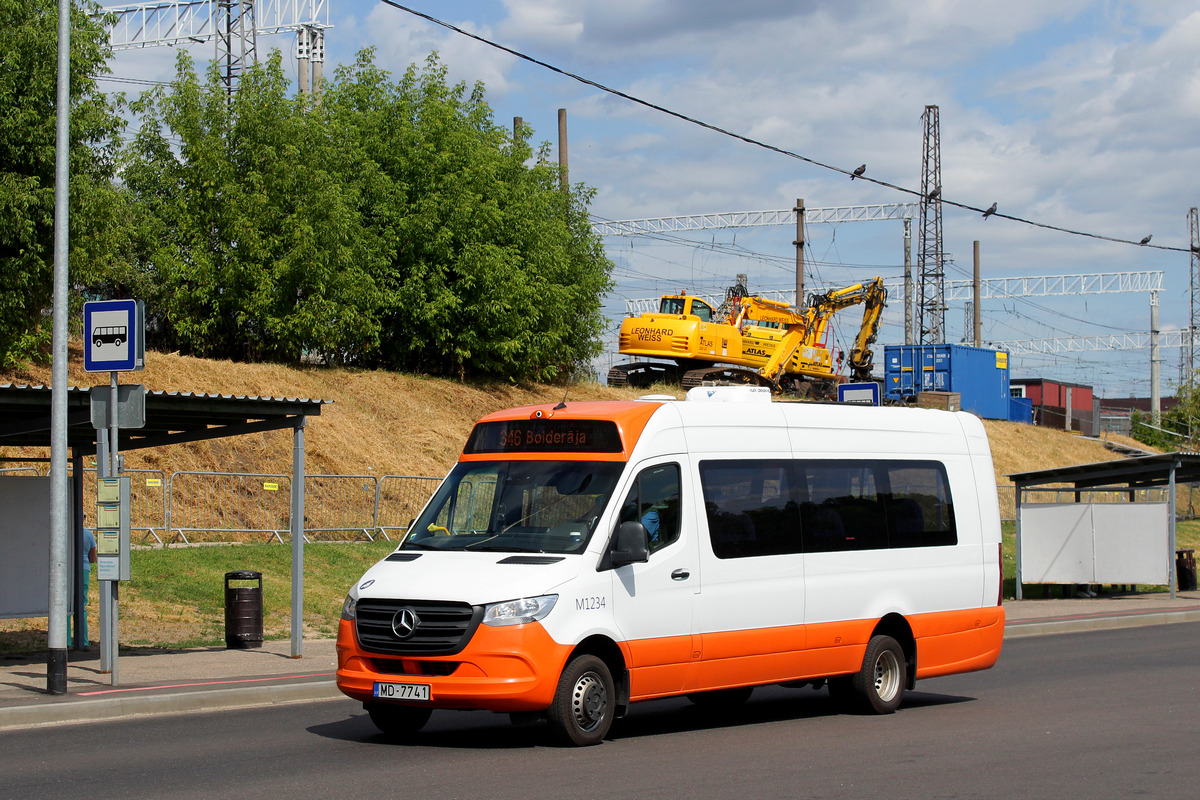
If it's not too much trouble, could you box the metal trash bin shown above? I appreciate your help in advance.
[224,570,263,649]
[1176,550,1197,592]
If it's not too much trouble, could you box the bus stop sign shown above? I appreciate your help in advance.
[84,299,144,373]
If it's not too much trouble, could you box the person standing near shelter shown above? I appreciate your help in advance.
[69,527,97,650]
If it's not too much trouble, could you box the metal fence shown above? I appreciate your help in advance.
[305,474,380,541]
[376,475,444,539]
[0,467,41,477]
[168,472,293,543]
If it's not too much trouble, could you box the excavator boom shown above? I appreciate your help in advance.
[610,277,887,393]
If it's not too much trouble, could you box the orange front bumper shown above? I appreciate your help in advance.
[335,618,573,713]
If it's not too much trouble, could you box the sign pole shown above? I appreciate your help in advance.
[96,428,111,675]
[108,371,120,686]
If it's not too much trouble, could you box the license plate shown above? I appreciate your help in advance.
[373,681,431,701]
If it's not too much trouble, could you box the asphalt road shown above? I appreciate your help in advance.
[4,623,1198,799]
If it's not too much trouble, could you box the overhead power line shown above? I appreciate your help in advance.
[379,1,1189,254]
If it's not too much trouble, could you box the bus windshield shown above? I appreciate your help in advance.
[402,460,624,554]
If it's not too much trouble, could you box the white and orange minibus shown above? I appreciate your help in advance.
[336,386,1005,745]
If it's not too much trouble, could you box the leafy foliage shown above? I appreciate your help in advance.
[113,50,613,380]
[1132,380,1199,450]
[0,0,125,368]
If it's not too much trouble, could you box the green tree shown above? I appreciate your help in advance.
[120,49,612,379]
[119,52,386,363]
[0,0,125,368]
[323,52,613,381]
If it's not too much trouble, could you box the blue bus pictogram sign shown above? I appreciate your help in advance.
[84,300,144,372]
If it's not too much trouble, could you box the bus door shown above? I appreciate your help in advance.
[607,459,700,699]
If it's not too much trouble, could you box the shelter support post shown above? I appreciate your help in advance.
[291,418,306,658]
[1014,482,1023,600]
[1170,464,1177,600]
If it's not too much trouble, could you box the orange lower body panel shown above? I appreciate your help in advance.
[625,606,1005,701]
[909,605,1006,679]
[335,618,572,713]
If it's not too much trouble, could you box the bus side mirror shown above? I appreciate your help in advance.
[610,521,650,568]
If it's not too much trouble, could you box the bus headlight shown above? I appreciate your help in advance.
[482,595,558,627]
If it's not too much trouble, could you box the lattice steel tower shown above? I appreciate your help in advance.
[105,1,328,96]
[917,105,945,345]
[216,0,257,97]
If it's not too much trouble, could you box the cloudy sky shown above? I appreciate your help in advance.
[101,1,1200,396]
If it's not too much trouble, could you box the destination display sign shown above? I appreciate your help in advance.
[464,419,623,454]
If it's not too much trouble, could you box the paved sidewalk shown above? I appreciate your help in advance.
[0,638,342,730]
[2,590,1199,731]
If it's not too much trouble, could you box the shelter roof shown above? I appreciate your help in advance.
[0,383,327,454]
[1008,452,1200,490]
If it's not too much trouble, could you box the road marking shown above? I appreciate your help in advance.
[78,672,336,696]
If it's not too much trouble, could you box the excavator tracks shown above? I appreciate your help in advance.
[607,362,683,388]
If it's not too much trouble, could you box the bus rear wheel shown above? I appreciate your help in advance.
[849,634,906,714]
[547,654,614,746]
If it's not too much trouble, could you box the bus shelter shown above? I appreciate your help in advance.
[1010,453,1200,600]
[0,383,327,671]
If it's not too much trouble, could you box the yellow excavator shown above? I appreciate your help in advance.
[608,277,887,397]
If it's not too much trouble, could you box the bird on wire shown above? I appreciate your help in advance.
[851,164,866,180]
[927,186,941,201]
[983,202,998,219]
[1140,235,1152,245]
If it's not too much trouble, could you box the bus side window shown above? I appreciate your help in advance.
[699,460,799,558]
[617,464,681,552]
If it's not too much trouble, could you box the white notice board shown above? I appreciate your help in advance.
[1019,502,1170,585]
[0,477,57,618]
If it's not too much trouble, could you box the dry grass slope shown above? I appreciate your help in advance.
[1,342,1151,481]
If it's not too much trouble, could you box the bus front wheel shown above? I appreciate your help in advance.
[547,654,614,746]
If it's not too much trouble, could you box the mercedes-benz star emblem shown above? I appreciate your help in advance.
[391,608,420,639]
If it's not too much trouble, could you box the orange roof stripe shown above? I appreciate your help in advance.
[461,401,665,462]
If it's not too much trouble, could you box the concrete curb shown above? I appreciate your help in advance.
[1004,608,1200,639]
[0,679,343,731]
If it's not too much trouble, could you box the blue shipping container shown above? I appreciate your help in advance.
[1008,396,1033,424]
[883,344,1011,419]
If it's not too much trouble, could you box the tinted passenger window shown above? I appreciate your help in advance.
[884,464,956,548]
[699,458,956,558]
[797,460,956,552]
[699,460,799,558]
